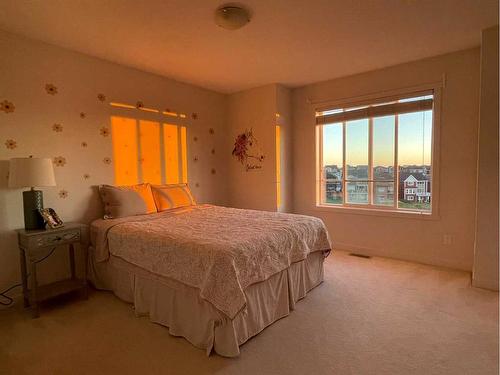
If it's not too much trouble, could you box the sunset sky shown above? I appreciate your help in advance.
[322,110,432,167]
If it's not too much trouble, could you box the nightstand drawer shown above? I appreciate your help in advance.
[30,229,80,248]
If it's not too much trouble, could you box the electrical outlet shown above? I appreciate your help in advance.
[443,234,453,245]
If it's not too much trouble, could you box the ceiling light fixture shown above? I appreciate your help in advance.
[214,5,251,30]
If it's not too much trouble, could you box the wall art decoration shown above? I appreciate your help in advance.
[81,141,88,148]
[97,93,106,102]
[100,126,110,137]
[209,128,215,135]
[45,83,58,95]
[103,157,112,165]
[52,123,63,132]
[211,148,216,155]
[232,128,265,171]
[0,100,15,113]
[79,112,86,119]
[136,101,144,109]
[83,173,90,180]
[53,156,66,167]
[5,139,17,149]
[58,189,68,199]
[192,112,198,120]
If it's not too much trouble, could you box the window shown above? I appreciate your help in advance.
[316,92,434,213]
[111,116,188,185]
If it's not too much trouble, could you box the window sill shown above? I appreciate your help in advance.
[315,204,440,220]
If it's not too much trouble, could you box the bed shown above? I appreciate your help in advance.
[88,203,332,357]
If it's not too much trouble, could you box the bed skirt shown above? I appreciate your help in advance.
[88,248,326,357]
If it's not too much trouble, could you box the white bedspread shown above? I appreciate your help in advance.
[91,205,332,318]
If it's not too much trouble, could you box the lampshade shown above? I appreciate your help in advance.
[8,157,56,188]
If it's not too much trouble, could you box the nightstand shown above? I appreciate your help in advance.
[16,223,89,318]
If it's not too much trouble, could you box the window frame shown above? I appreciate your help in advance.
[315,83,441,219]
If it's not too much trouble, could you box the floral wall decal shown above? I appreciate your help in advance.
[97,93,106,102]
[193,136,198,142]
[5,139,17,149]
[211,168,216,175]
[136,101,144,109]
[79,112,86,119]
[193,156,198,162]
[103,157,112,165]
[58,189,68,199]
[211,148,216,155]
[209,128,215,135]
[53,156,67,167]
[45,83,58,95]
[195,183,200,188]
[81,141,88,148]
[232,128,265,171]
[100,126,110,137]
[0,100,15,113]
[192,113,198,120]
[52,123,63,132]
[83,173,90,180]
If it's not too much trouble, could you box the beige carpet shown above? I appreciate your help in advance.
[1,251,498,375]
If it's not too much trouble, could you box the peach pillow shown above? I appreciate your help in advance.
[99,183,157,219]
[151,184,196,211]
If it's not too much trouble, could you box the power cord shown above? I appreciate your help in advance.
[0,247,57,306]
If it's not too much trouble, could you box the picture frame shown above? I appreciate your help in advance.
[38,208,64,229]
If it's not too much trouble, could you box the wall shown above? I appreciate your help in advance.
[227,85,278,211]
[0,31,228,297]
[472,26,499,290]
[292,49,480,271]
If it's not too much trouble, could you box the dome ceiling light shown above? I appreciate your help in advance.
[214,5,251,30]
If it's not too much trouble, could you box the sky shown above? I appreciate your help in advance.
[322,110,432,167]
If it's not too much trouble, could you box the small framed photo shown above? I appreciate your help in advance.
[38,208,64,229]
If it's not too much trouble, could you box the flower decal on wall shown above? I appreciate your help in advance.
[193,156,198,162]
[193,136,198,142]
[232,128,265,171]
[53,156,66,167]
[195,183,200,188]
[0,100,15,113]
[97,93,106,102]
[211,168,216,175]
[81,141,88,148]
[100,126,110,137]
[59,190,68,199]
[103,157,112,165]
[79,112,86,119]
[209,128,215,135]
[192,113,198,120]
[83,173,90,180]
[136,101,144,109]
[52,123,63,132]
[45,84,58,95]
[211,148,216,155]
[5,139,17,149]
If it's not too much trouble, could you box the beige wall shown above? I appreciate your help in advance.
[0,31,228,295]
[227,85,278,211]
[472,26,499,290]
[292,49,480,271]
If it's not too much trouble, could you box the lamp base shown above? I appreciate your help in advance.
[23,189,45,230]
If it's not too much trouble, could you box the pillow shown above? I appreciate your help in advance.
[151,183,196,211]
[99,183,157,219]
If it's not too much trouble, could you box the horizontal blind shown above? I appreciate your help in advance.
[316,97,433,125]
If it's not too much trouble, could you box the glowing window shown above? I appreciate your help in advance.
[111,117,187,185]
[276,125,281,209]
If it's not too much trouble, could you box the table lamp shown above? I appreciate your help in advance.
[8,156,56,230]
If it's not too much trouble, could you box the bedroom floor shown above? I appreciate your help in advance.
[1,251,498,375]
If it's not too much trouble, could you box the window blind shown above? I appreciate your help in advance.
[315,95,433,125]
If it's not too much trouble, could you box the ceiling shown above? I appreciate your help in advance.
[0,0,497,93]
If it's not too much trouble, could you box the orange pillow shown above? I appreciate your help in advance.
[151,184,196,211]
[99,183,157,219]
